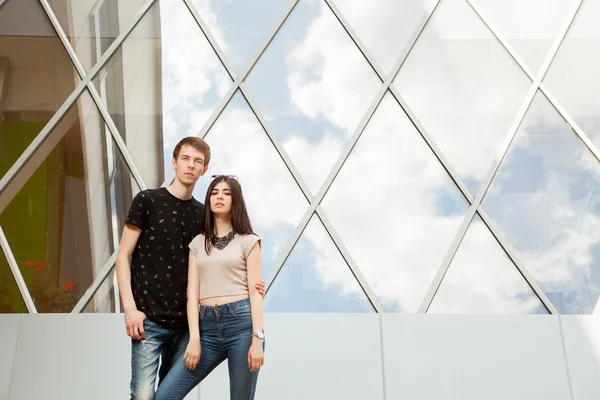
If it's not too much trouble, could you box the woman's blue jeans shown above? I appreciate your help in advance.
[154,299,263,400]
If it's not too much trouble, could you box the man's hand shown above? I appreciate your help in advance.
[254,280,266,297]
[125,308,146,340]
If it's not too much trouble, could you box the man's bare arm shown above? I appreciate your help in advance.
[116,224,146,340]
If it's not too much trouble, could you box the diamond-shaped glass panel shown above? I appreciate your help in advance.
[190,0,291,74]
[0,244,27,313]
[0,0,80,182]
[393,0,531,195]
[47,0,149,72]
[322,92,470,312]
[265,215,374,313]
[244,0,381,195]
[544,0,600,155]
[472,0,577,75]
[482,90,600,314]
[0,89,138,312]
[332,0,438,74]
[429,214,548,314]
[194,91,308,279]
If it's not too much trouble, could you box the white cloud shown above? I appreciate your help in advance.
[282,133,344,194]
[160,0,230,157]
[285,1,381,133]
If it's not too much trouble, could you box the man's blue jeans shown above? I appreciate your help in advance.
[154,299,264,400]
[130,318,189,400]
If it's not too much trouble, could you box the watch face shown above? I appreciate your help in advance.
[256,331,264,339]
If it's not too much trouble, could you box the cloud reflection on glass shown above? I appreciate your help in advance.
[393,0,532,195]
[429,214,548,314]
[483,91,600,314]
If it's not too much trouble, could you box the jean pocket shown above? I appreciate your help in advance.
[142,317,154,330]
[230,304,252,320]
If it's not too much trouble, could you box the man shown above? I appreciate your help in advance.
[116,137,265,399]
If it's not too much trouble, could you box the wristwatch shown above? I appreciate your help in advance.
[252,330,265,340]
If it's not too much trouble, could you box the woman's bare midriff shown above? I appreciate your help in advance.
[199,293,249,306]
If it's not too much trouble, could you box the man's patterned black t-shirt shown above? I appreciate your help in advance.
[125,187,204,330]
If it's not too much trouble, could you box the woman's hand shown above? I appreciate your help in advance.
[248,340,264,372]
[184,339,201,370]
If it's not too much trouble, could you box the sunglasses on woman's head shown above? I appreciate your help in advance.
[211,174,238,181]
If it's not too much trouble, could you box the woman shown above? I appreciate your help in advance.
[155,174,265,400]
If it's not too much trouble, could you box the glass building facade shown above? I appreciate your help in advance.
[1,0,600,316]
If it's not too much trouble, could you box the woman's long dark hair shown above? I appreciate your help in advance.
[203,175,254,255]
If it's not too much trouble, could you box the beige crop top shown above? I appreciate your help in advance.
[188,233,261,300]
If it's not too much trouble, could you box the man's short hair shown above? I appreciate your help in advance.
[172,137,211,166]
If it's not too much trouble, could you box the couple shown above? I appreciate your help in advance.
[116,137,265,400]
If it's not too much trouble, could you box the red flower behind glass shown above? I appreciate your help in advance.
[23,260,50,271]
[62,280,77,292]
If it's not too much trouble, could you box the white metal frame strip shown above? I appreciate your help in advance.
[72,252,117,313]
[0,227,37,313]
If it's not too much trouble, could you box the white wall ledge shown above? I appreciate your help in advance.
[0,313,598,400]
